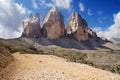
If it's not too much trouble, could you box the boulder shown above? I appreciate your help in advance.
[22,13,41,38]
[42,7,64,39]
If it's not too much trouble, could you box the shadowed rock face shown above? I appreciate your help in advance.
[66,12,89,41]
[65,12,109,42]
[22,13,41,38]
[42,7,64,39]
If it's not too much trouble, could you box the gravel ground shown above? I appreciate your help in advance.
[0,52,120,80]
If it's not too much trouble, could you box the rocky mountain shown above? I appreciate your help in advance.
[42,7,64,39]
[20,6,111,51]
[65,12,89,41]
[65,12,108,44]
[21,7,108,44]
[1,5,120,80]
[22,13,41,38]
[0,6,120,78]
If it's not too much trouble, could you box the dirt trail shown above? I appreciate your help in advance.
[0,52,120,80]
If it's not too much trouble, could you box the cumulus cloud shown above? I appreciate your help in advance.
[92,27,104,37]
[52,0,72,10]
[93,11,120,41]
[79,2,85,12]
[39,0,72,10]
[32,0,39,9]
[87,9,93,16]
[0,0,27,39]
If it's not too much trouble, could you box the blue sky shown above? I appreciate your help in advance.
[16,0,120,29]
[0,0,120,39]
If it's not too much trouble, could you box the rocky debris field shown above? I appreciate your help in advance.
[0,52,120,80]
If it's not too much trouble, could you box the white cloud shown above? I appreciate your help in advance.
[97,17,107,24]
[40,0,45,4]
[46,3,54,7]
[0,0,27,39]
[32,0,39,9]
[92,11,120,41]
[92,27,104,37]
[88,9,93,16]
[105,12,120,39]
[52,0,72,10]
[39,0,72,10]
[79,2,85,12]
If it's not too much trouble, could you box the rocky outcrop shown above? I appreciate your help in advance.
[0,47,13,72]
[21,7,108,43]
[22,13,41,38]
[42,7,64,39]
[66,12,89,41]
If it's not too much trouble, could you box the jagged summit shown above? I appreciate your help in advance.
[42,6,64,39]
[21,7,108,44]
[71,12,88,28]
[22,13,41,38]
[42,6,59,25]
[65,12,89,41]
[50,6,59,12]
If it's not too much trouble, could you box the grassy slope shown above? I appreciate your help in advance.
[0,38,120,74]
[0,46,13,72]
[0,38,38,53]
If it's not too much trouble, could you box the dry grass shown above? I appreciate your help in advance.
[0,38,120,74]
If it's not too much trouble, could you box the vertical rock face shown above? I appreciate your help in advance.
[42,7,64,39]
[66,12,88,41]
[22,13,41,38]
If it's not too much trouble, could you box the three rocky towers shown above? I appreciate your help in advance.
[22,7,97,41]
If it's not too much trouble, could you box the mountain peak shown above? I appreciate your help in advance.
[22,13,41,38]
[42,6,64,39]
[42,6,59,26]
[66,12,89,41]
[50,6,59,12]
[21,8,106,43]
[72,12,82,19]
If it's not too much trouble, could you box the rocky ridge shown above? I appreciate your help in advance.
[65,12,89,41]
[21,6,109,47]
[22,13,41,38]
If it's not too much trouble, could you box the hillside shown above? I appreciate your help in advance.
[0,47,13,72]
[0,52,120,80]
[0,38,120,75]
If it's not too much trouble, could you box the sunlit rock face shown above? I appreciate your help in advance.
[66,12,89,41]
[42,7,65,39]
[22,13,41,38]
